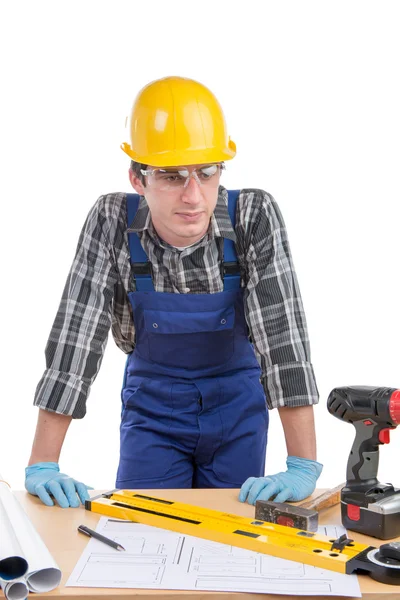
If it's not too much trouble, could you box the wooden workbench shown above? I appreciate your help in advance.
[6,488,400,599]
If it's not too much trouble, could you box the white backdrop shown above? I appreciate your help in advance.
[1,0,399,492]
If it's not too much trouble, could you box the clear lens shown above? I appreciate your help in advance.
[142,164,224,191]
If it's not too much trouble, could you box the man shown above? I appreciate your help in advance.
[25,76,322,508]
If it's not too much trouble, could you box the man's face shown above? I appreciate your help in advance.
[129,164,222,247]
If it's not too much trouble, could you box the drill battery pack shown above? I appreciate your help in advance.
[342,486,400,540]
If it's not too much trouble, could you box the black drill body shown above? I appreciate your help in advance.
[328,386,400,539]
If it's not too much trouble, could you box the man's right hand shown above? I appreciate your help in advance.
[25,462,92,508]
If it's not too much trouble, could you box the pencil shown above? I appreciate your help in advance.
[78,524,125,551]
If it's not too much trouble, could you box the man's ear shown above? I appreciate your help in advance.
[129,170,145,195]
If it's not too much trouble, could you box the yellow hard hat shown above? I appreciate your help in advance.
[121,76,236,167]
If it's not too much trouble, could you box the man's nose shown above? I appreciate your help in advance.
[181,174,202,202]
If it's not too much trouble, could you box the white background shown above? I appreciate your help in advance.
[1,0,399,494]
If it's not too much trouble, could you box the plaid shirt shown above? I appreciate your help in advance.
[34,186,319,418]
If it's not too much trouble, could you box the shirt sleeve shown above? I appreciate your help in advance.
[240,190,319,409]
[33,196,120,418]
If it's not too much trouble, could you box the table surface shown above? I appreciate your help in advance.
[5,488,400,600]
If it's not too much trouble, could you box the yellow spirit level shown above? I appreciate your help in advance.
[85,490,400,585]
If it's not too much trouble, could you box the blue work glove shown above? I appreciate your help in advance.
[239,456,323,505]
[25,462,92,508]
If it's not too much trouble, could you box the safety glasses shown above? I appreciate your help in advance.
[140,163,225,191]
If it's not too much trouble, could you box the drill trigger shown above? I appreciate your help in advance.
[378,427,395,444]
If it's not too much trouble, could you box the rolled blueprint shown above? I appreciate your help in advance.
[0,577,29,600]
[0,503,27,580]
[0,476,61,592]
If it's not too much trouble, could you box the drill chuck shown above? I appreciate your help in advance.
[389,390,400,424]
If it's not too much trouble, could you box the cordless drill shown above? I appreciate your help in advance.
[327,386,400,539]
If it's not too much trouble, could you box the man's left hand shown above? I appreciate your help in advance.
[238,456,323,505]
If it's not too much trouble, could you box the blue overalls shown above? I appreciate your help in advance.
[116,191,269,489]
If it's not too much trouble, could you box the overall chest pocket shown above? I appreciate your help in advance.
[143,305,235,369]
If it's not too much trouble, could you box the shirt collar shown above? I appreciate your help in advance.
[126,186,236,243]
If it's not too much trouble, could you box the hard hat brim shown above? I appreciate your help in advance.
[121,141,236,167]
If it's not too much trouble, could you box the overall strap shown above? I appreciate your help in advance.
[223,189,241,291]
[126,193,154,291]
